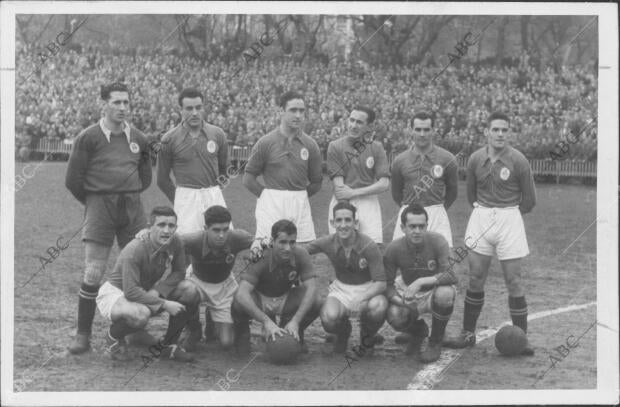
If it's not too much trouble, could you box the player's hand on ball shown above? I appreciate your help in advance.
[264,320,287,341]
[404,281,422,302]
[163,300,186,316]
[283,320,300,341]
[135,228,150,241]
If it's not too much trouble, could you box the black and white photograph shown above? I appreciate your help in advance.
[1,1,617,405]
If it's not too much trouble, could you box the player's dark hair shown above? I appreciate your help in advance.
[100,82,129,101]
[204,205,232,227]
[487,111,510,126]
[149,206,177,224]
[352,106,375,124]
[271,219,297,240]
[279,91,304,110]
[412,111,434,128]
[178,87,204,107]
[332,200,357,219]
[400,203,428,225]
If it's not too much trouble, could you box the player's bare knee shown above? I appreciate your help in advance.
[433,286,456,307]
[219,333,234,349]
[172,280,200,305]
[386,305,408,329]
[468,274,486,292]
[83,260,106,286]
[320,308,341,332]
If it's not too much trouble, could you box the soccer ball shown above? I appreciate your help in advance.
[265,333,301,365]
[494,325,527,356]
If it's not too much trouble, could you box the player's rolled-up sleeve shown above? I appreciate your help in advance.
[372,143,390,180]
[243,140,265,176]
[307,140,323,184]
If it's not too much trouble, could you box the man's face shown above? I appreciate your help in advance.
[330,208,358,240]
[150,215,177,247]
[401,213,427,245]
[347,110,370,138]
[181,97,204,128]
[485,119,510,149]
[412,118,434,149]
[104,91,130,125]
[281,99,305,130]
[273,232,296,261]
[205,221,230,248]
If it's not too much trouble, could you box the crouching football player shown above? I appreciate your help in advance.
[231,220,321,356]
[384,203,456,363]
[96,206,199,361]
[306,201,388,354]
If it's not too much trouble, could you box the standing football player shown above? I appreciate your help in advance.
[443,112,536,355]
[157,87,230,235]
[96,206,198,361]
[65,82,152,354]
[232,220,321,355]
[326,106,390,244]
[243,91,322,243]
[384,203,456,362]
[306,201,388,354]
[391,111,458,246]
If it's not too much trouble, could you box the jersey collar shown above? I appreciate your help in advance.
[99,118,131,143]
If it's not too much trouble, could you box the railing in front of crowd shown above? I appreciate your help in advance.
[32,140,596,182]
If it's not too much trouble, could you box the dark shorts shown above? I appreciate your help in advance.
[83,192,147,248]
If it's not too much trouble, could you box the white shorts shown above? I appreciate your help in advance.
[465,203,529,260]
[255,189,315,242]
[174,186,231,235]
[327,280,374,314]
[394,275,456,315]
[187,272,238,323]
[258,292,289,317]
[96,281,124,322]
[328,195,383,243]
[392,203,453,247]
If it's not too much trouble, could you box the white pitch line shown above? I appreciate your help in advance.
[406,301,596,390]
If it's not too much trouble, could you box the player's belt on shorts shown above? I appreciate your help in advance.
[474,202,519,210]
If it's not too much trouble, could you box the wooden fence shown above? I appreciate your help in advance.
[33,140,596,182]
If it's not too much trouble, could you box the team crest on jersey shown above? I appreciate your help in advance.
[366,156,375,169]
[288,270,298,281]
[300,147,309,161]
[431,165,444,178]
[207,140,217,153]
[358,258,368,269]
[427,259,437,271]
[500,167,510,181]
[129,142,140,154]
[225,253,235,264]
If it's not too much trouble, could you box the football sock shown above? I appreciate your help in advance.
[509,296,528,333]
[463,290,484,332]
[163,304,197,346]
[403,309,422,334]
[187,308,202,333]
[430,303,454,342]
[77,283,99,335]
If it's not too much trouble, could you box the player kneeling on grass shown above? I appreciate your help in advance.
[96,206,199,362]
[384,203,456,363]
[231,220,321,357]
[306,201,388,354]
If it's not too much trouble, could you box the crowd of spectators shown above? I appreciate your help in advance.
[15,42,597,162]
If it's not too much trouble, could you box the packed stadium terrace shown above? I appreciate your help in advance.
[15,45,597,161]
